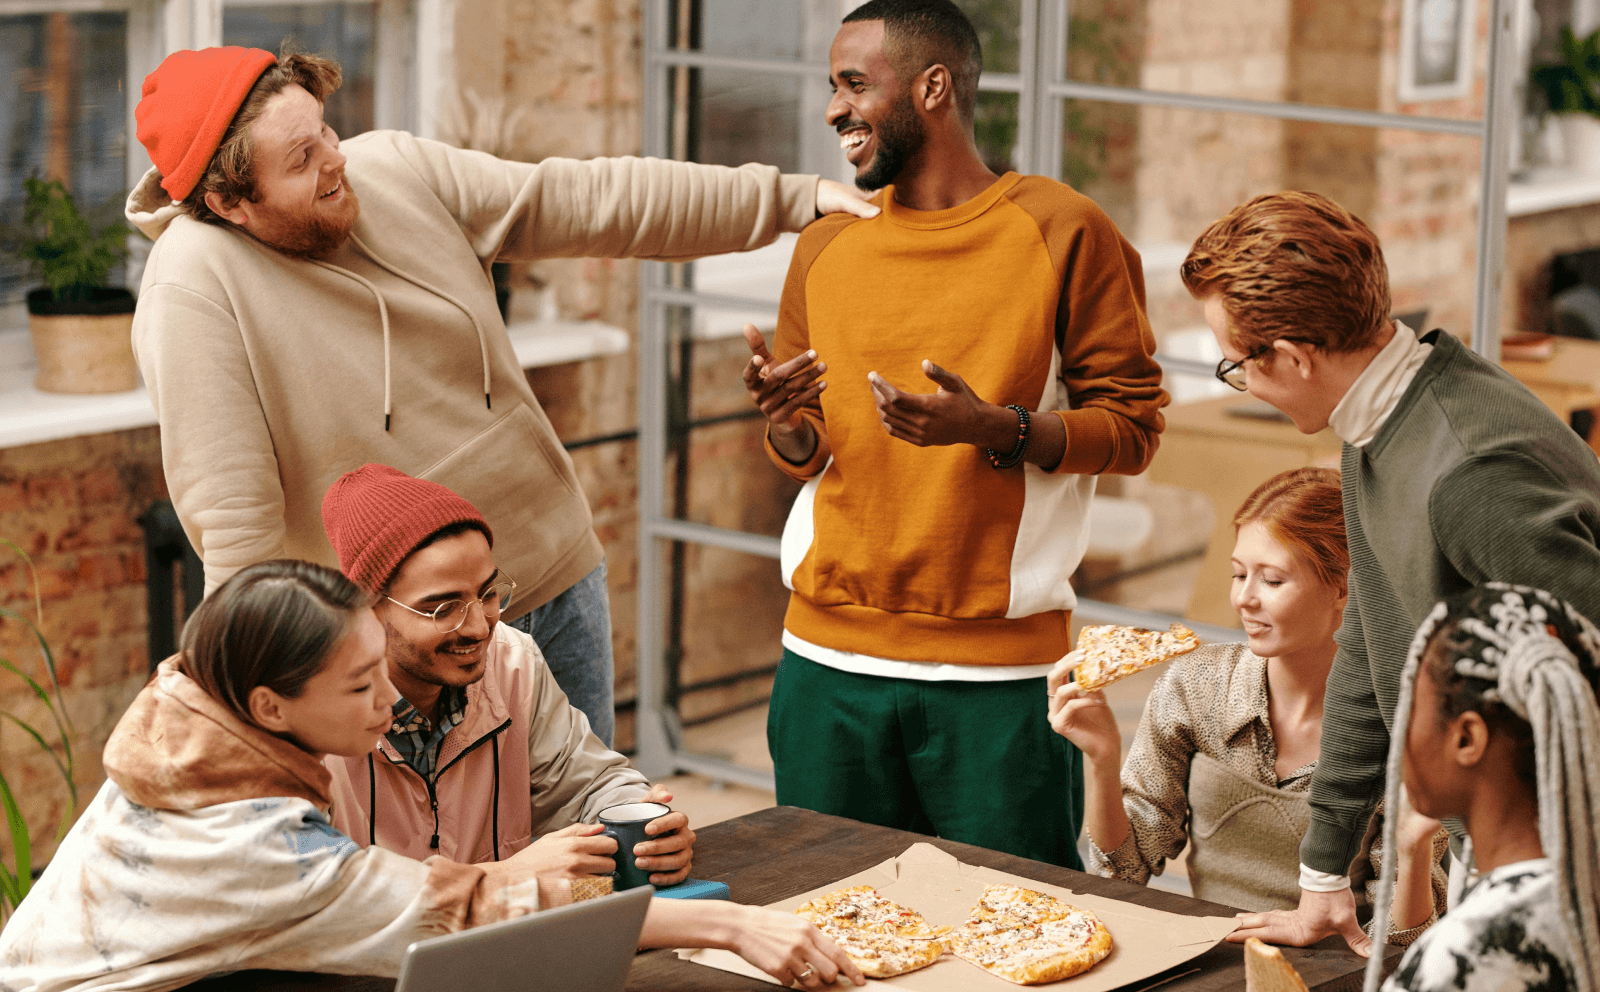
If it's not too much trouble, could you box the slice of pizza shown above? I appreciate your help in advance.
[1244,938,1311,992]
[1073,622,1200,691]
[819,927,945,980]
[795,885,945,938]
[949,906,1113,985]
[967,883,1076,926]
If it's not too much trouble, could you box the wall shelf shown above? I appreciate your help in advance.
[1507,170,1600,218]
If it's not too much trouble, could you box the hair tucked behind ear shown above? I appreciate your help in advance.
[179,559,372,726]
[1362,584,1600,992]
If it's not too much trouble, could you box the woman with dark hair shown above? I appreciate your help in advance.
[1362,584,1600,992]
[1049,468,1447,943]
[0,560,863,992]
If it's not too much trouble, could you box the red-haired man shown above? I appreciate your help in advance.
[1183,190,1600,952]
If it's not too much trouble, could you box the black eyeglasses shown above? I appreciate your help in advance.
[1215,344,1274,391]
[385,577,517,633]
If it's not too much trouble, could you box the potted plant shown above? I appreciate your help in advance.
[0,540,77,921]
[10,176,137,393]
[1532,26,1600,176]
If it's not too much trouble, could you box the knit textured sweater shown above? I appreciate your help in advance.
[1302,329,1600,874]
[764,173,1167,667]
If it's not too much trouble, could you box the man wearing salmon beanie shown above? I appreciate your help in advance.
[316,464,701,886]
[124,43,878,747]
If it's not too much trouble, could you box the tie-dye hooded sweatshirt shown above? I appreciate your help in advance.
[0,658,538,992]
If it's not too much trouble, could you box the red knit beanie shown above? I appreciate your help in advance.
[322,464,493,593]
[135,47,278,203]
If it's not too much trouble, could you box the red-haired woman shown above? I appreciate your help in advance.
[1048,468,1447,944]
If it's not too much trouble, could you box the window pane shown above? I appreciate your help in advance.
[976,90,1019,173]
[954,0,1020,75]
[0,12,128,307]
[671,67,803,172]
[672,0,805,61]
[1056,98,1483,345]
[1063,0,1483,120]
[223,2,377,139]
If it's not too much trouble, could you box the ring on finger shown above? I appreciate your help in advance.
[797,965,815,982]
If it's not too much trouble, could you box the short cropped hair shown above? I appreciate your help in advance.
[843,0,982,125]
[1181,191,1392,355]
[184,50,343,225]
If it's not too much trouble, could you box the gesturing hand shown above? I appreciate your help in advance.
[634,784,697,886]
[516,822,619,879]
[868,361,1000,448]
[742,324,825,431]
[815,179,881,220]
[1228,886,1370,957]
[1046,652,1121,765]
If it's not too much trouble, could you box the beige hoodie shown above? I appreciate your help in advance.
[0,658,539,992]
[126,131,819,614]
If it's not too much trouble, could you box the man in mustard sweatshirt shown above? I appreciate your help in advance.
[741,0,1167,866]
[127,46,876,747]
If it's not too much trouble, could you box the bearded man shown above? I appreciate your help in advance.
[127,47,876,746]
[740,0,1167,867]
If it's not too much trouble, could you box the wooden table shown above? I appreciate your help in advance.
[193,806,1386,992]
[1501,336,1600,439]
[1147,396,1343,627]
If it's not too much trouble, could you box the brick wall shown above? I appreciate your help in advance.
[0,428,166,867]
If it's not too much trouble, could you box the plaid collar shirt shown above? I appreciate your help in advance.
[387,685,468,782]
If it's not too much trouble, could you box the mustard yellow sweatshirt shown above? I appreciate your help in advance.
[765,174,1167,667]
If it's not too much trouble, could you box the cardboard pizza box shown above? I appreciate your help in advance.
[678,842,1238,990]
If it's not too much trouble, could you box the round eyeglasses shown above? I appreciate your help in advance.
[1214,344,1274,392]
[385,578,517,633]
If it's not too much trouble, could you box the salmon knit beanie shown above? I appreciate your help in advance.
[321,464,493,593]
[135,47,278,202]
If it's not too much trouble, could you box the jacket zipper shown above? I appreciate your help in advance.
[380,718,513,852]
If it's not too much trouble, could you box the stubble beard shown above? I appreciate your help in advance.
[383,618,492,693]
[250,176,361,261]
[856,90,926,192]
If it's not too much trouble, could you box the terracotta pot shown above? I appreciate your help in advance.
[25,287,138,394]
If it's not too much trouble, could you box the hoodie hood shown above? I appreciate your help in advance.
[104,655,334,812]
[127,165,188,241]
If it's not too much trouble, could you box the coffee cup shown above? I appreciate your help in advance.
[598,801,673,891]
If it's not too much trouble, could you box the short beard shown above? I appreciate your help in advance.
[248,178,360,260]
[856,89,926,191]
[382,617,491,691]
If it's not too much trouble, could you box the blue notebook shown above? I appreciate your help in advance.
[651,877,730,900]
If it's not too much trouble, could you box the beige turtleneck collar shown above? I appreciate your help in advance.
[1327,321,1433,447]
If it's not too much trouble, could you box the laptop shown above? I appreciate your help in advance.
[395,884,654,992]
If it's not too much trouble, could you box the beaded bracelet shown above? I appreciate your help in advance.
[986,405,1031,469]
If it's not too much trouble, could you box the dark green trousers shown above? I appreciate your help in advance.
[768,649,1084,869]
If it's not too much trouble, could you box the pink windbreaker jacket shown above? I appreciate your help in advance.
[326,623,649,863]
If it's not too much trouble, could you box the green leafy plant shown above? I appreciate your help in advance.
[0,540,77,919]
[10,176,128,304]
[1533,26,1600,117]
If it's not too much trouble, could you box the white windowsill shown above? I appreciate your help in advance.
[1507,169,1600,218]
[0,319,630,451]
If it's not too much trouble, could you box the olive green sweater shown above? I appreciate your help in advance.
[1301,330,1600,874]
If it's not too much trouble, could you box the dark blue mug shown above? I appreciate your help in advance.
[599,801,674,890]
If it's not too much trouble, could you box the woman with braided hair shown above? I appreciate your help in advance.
[1363,584,1600,992]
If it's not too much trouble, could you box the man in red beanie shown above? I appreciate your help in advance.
[320,463,697,883]
[126,46,878,748]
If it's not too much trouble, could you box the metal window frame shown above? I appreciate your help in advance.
[635,0,1518,785]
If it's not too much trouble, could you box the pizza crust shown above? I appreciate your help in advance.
[822,928,945,979]
[1073,622,1200,691]
[1244,938,1311,992]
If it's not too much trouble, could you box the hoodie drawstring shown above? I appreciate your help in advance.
[310,234,496,432]
[491,735,501,862]
[350,234,495,419]
[310,259,395,430]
